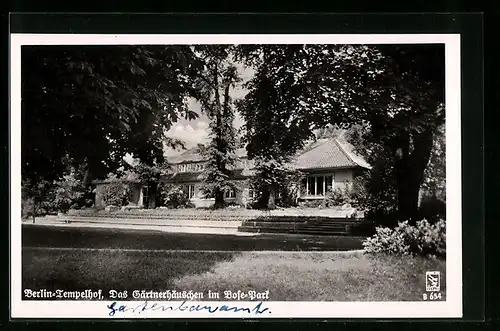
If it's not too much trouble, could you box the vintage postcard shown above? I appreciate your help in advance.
[10,33,462,319]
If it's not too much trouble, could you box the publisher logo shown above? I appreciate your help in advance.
[425,271,440,292]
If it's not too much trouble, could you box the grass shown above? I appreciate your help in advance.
[22,248,445,301]
[22,225,365,251]
[171,252,446,301]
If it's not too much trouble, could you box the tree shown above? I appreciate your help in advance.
[192,46,241,208]
[248,161,303,209]
[53,167,95,212]
[344,124,400,224]
[315,124,349,140]
[131,160,170,208]
[235,45,318,209]
[342,45,445,224]
[101,182,131,207]
[22,45,201,186]
[159,184,193,209]
[21,178,57,222]
[237,44,445,221]
[421,123,446,202]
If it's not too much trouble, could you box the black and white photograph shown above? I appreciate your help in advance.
[10,33,462,319]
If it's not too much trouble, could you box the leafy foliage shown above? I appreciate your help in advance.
[346,122,446,226]
[192,46,241,208]
[325,186,357,207]
[159,184,194,209]
[22,45,201,184]
[237,44,445,220]
[21,165,95,219]
[362,219,446,258]
[101,182,130,207]
[21,179,58,219]
[132,161,170,208]
[345,125,399,223]
[235,45,321,209]
[53,171,94,212]
[249,159,303,209]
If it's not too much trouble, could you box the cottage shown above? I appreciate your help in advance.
[94,137,370,208]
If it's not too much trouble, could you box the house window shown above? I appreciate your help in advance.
[302,174,334,197]
[182,184,195,199]
[177,164,189,172]
[224,189,236,199]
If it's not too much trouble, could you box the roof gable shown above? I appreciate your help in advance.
[291,138,370,170]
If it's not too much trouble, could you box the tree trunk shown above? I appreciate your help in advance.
[214,189,225,209]
[148,182,157,209]
[395,130,434,224]
[32,199,36,224]
[267,188,276,210]
[396,173,422,223]
[32,185,37,223]
[255,186,270,210]
[211,63,226,211]
[82,166,90,187]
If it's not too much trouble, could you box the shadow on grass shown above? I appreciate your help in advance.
[22,248,446,302]
[22,225,364,251]
[21,225,367,301]
[21,227,446,302]
[22,248,238,300]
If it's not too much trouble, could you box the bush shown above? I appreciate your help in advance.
[249,160,302,209]
[362,219,446,258]
[22,179,59,218]
[53,174,94,212]
[101,182,130,207]
[22,198,36,220]
[160,184,195,209]
[323,179,367,208]
[324,187,351,206]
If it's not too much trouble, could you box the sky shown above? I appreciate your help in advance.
[162,63,255,157]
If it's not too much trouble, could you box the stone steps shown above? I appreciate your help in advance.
[238,218,359,236]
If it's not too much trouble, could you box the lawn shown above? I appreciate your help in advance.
[22,225,365,251]
[22,248,446,301]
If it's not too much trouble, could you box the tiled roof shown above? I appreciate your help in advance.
[166,138,370,170]
[292,138,371,170]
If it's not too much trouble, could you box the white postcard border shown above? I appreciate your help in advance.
[10,33,462,319]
